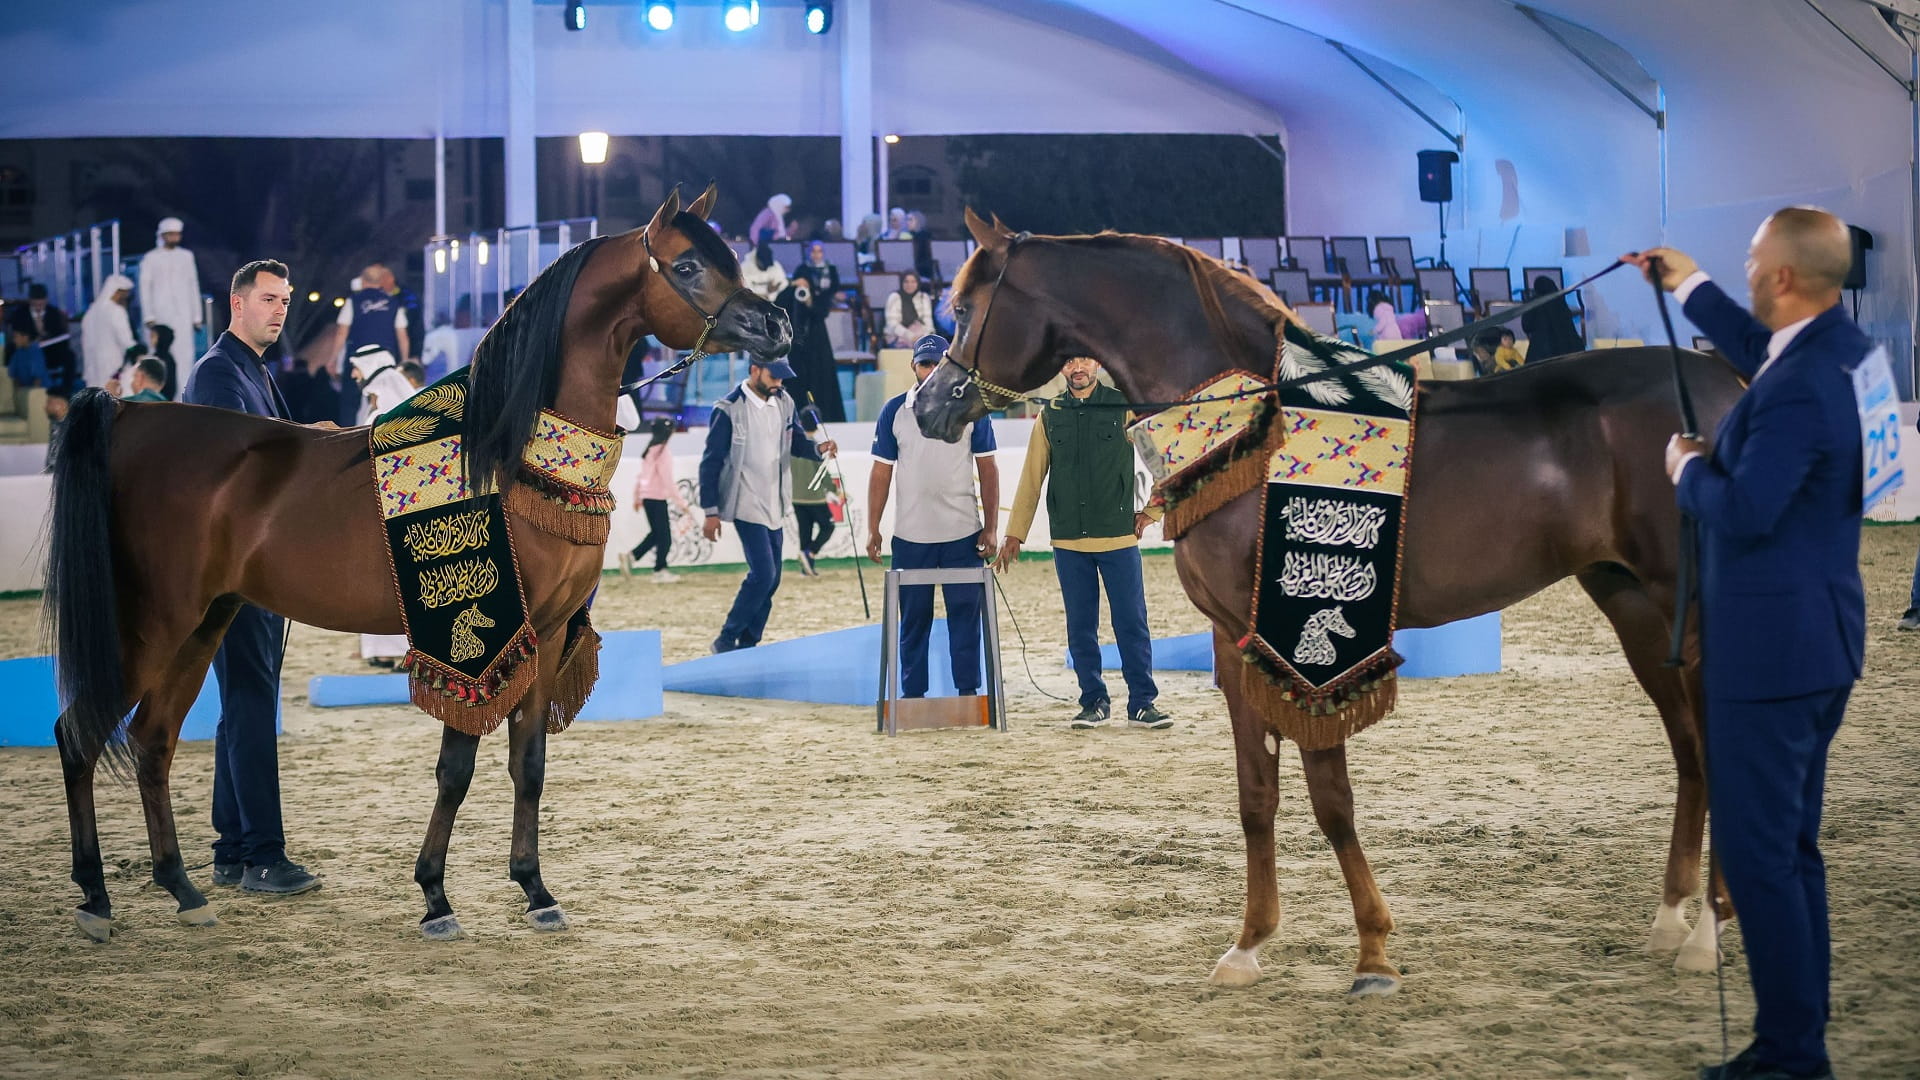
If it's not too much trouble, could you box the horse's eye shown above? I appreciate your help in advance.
[675,263,697,278]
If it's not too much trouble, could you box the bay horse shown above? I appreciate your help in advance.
[915,208,1745,997]
[46,185,789,942]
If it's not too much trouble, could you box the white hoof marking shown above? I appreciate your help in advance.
[1674,914,1722,973]
[1647,901,1690,953]
[1208,945,1262,987]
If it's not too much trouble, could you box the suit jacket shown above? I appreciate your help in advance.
[182,331,290,419]
[1678,281,1866,702]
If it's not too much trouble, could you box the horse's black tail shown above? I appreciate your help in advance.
[43,388,129,769]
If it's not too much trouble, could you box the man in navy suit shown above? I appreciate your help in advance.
[1629,208,1866,1080]
[182,259,320,896]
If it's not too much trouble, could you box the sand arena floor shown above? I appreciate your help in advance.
[1,529,1916,1079]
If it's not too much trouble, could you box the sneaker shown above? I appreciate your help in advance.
[618,552,636,577]
[240,859,322,895]
[1128,704,1174,730]
[1898,612,1920,631]
[796,549,818,577]
[1069,702,1111,729]
[211,861,244,888]
[712,636,741,654]
[651,570,679,583]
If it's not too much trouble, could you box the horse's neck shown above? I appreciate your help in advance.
[550,235,649,432]
[1071,250,1277,406]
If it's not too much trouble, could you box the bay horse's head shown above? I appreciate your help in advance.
[913,207,1069,443]
[641,184,792,359]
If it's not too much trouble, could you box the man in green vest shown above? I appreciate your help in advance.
[997,357,1170,730]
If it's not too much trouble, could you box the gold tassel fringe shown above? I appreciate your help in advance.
[507,481,612,546]
[545,621,602,735]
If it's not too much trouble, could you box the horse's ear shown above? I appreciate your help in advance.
[964,207,1005,251]
[687,181,719,223]
[647,187,684,238]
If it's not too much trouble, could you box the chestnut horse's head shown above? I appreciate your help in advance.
[913,207,1071,443]
[640,183,792,359]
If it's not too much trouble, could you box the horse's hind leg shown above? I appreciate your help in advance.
[1301,743,1399,998]
[415,725,481,940]
[55,627,174,942]
[1575,566,1710,962]
[129,633,229,927]
[1208,633,1283,988]
[507,674,567,931]
[56,720,114,942]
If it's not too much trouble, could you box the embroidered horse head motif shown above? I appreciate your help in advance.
[449,603,498,663]
[1292,605,1356,668]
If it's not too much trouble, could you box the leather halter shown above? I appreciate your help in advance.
[937,231,1034,408]
[624,224,756,394]
[640,225,752,365]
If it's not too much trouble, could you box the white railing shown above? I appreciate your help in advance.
[422,217,598,338]
[14,220,121,315]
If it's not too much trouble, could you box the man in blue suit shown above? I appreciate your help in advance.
[182,259,320,896]
[1630,208,1866,1080]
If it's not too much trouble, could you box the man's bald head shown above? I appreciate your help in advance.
[1746,206,1851,327]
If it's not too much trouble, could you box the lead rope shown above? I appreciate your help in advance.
[948,259,1634,413]
[1645,257,1728,1070]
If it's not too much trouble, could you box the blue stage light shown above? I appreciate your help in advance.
[723,1,752,32]
[564,2,585,30]
[644,1,674,31]
[805,1,832,34]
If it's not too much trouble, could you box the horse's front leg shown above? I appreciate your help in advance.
[507,674,568,931]
[1209,636,1283,987]
[415,725,481,940]
[1300,742,1400,997]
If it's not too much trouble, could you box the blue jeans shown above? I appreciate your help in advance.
[720,520,784,647]
[892,535,984,697]
[210,604,286,866]
[1708,687,1850,1075]
[1054,546,1157,715]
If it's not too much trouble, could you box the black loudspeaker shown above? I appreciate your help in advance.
[1417,150,1459,204]
[1844,224,1872,291]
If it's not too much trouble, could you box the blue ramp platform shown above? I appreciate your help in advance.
[0,655,269,749]
[308,629,664,721]
[1068,612,1503,679]
[662,620,973,707]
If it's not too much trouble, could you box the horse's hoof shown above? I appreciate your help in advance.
[1674,916,1721,973]
[1647,926,1689,953]
[525,905,570,932]
[1674,944,1720,973]
[176,905,219,928]
[1207,946,1261,987]
[420,914,465,941]
[1347,973,1401,999]
[1647,904,1691,953]
[74,910,113,943]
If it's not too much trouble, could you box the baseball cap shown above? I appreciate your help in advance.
[750,356,797,380]
[912,334,949,366]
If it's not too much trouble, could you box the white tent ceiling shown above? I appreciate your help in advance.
[2,0,1912,372]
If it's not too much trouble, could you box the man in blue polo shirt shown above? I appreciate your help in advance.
[866,335,999,699]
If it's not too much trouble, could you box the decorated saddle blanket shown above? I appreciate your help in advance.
[368,368,622,736]
[1243,324,1417,750]
[1130,322,1418,750]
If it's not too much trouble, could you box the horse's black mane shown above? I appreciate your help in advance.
[462,234,607,490]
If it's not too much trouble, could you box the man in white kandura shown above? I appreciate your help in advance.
[138,216,203,359]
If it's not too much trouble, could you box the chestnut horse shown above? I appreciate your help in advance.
[915,209,1746,996]
[46,185,790,942]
